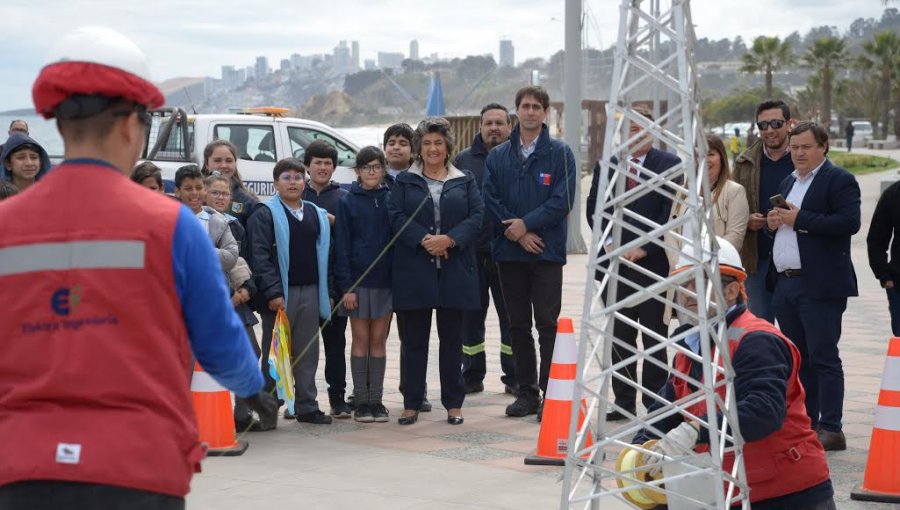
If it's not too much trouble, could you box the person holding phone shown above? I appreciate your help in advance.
[766,121,861,452]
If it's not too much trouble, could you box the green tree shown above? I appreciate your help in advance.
[740,36,796,98]
[858,30,900,138]
[803,37,848,129]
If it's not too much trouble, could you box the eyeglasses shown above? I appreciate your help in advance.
[756,119,786,131]
[208,190,232,198]
[358,164,385,174]
[278,174,305,183]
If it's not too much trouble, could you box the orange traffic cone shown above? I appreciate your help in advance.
[851,337,900,503]
[191,362,248,457]
[525,317,594,465]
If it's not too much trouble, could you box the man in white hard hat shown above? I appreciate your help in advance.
[632,237,834,510]
[0,26,275,510]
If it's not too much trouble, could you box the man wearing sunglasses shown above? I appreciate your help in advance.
[733,99,795,323]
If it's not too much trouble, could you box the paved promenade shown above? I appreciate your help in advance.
[190,153,900,509]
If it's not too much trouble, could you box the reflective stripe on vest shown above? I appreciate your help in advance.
[0,240,145,277]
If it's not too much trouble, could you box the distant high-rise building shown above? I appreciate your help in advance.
[280,59,292,72]
[499,39,515,67]
[351,41,360,70]
[410,40,420,61]
[377,51,405,70]
[235,68,246,84]
[254,56,269,78]
[245,65,255,79]
[221,65,237,88]
[364,59,376,71]
[334,40,352,73]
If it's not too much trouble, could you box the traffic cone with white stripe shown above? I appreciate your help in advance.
[191,362,248,456]
[851,337,900,503]
[525,317,593,465]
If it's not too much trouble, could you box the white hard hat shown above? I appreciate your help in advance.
[32,26,164,119]
[671,236,746,282]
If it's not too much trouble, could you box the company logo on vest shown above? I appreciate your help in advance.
[20,285,119,334]
[51,285,82,316]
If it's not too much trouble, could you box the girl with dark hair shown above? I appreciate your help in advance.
[201,140,259,225]
[334,146,394,423]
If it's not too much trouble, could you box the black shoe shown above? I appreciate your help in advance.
[283,409,296,420]
[419,398,433,412]
[506,393,540,417]
[447,411,464,426]
[330,398,352,419]
[346,394,356,411]
[235,417,263,432]
[606,409,634,422]
[296,410,332,425]
[372,403,390,423]
[354,404,374,423]
[504,384,518,396]
[398,411,419,425]
[465,381,485,394]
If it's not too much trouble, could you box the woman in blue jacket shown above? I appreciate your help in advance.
[387,118,484,426]
[335,146,394,424]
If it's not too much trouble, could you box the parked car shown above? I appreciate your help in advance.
[851,120,874,143]
[143,107,359,197]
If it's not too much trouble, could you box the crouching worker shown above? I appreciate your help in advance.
[632,237,834,510]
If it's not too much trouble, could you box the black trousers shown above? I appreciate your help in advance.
[397,308,465,410]
[462,251,516,386]
[0,481,184,510]
[497,262,563,397]
[609,293,668,411]
[320,314,348,399]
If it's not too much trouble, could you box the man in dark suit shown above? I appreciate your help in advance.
[586,106,681,421]
[766,121,861,451]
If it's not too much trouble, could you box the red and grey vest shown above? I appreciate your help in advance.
[0,161,202,497]
[672,310,830,504]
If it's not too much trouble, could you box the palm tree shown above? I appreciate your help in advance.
[858,30,900,138]
[803,37,848,130]
[740,36,795,98]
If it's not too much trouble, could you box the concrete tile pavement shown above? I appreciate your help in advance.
[190,160,900,509]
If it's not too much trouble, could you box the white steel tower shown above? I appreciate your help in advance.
[560,1,750,508]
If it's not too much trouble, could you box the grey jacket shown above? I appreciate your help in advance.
[198,206,239,273]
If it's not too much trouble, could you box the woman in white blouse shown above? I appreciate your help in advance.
[665,134,749,322]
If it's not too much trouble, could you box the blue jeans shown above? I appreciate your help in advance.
[745,257,776,323]
[887,287,900,337]
[773,275,847,432]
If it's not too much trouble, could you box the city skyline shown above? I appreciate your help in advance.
[0,0,892,111]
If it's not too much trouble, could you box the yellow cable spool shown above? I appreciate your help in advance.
[615,440,668,509]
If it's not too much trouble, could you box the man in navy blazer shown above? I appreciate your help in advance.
[766,121,861,451]
[586,106,681,420]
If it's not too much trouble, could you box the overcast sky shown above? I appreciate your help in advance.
[0,0,891,111]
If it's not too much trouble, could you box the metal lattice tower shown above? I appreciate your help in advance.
[560,1,750,508]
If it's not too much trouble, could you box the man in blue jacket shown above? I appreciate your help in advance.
[484,86,577,419]
[766,121,861,451]
[454,103,517,395]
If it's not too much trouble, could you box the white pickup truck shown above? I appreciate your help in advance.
[143,107,359,197]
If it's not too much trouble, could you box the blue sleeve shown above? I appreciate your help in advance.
[334,198,354,293]
[695,332,791,445]
[483,151,518,224]
[632,381,682,444]
[172,206,264,398]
